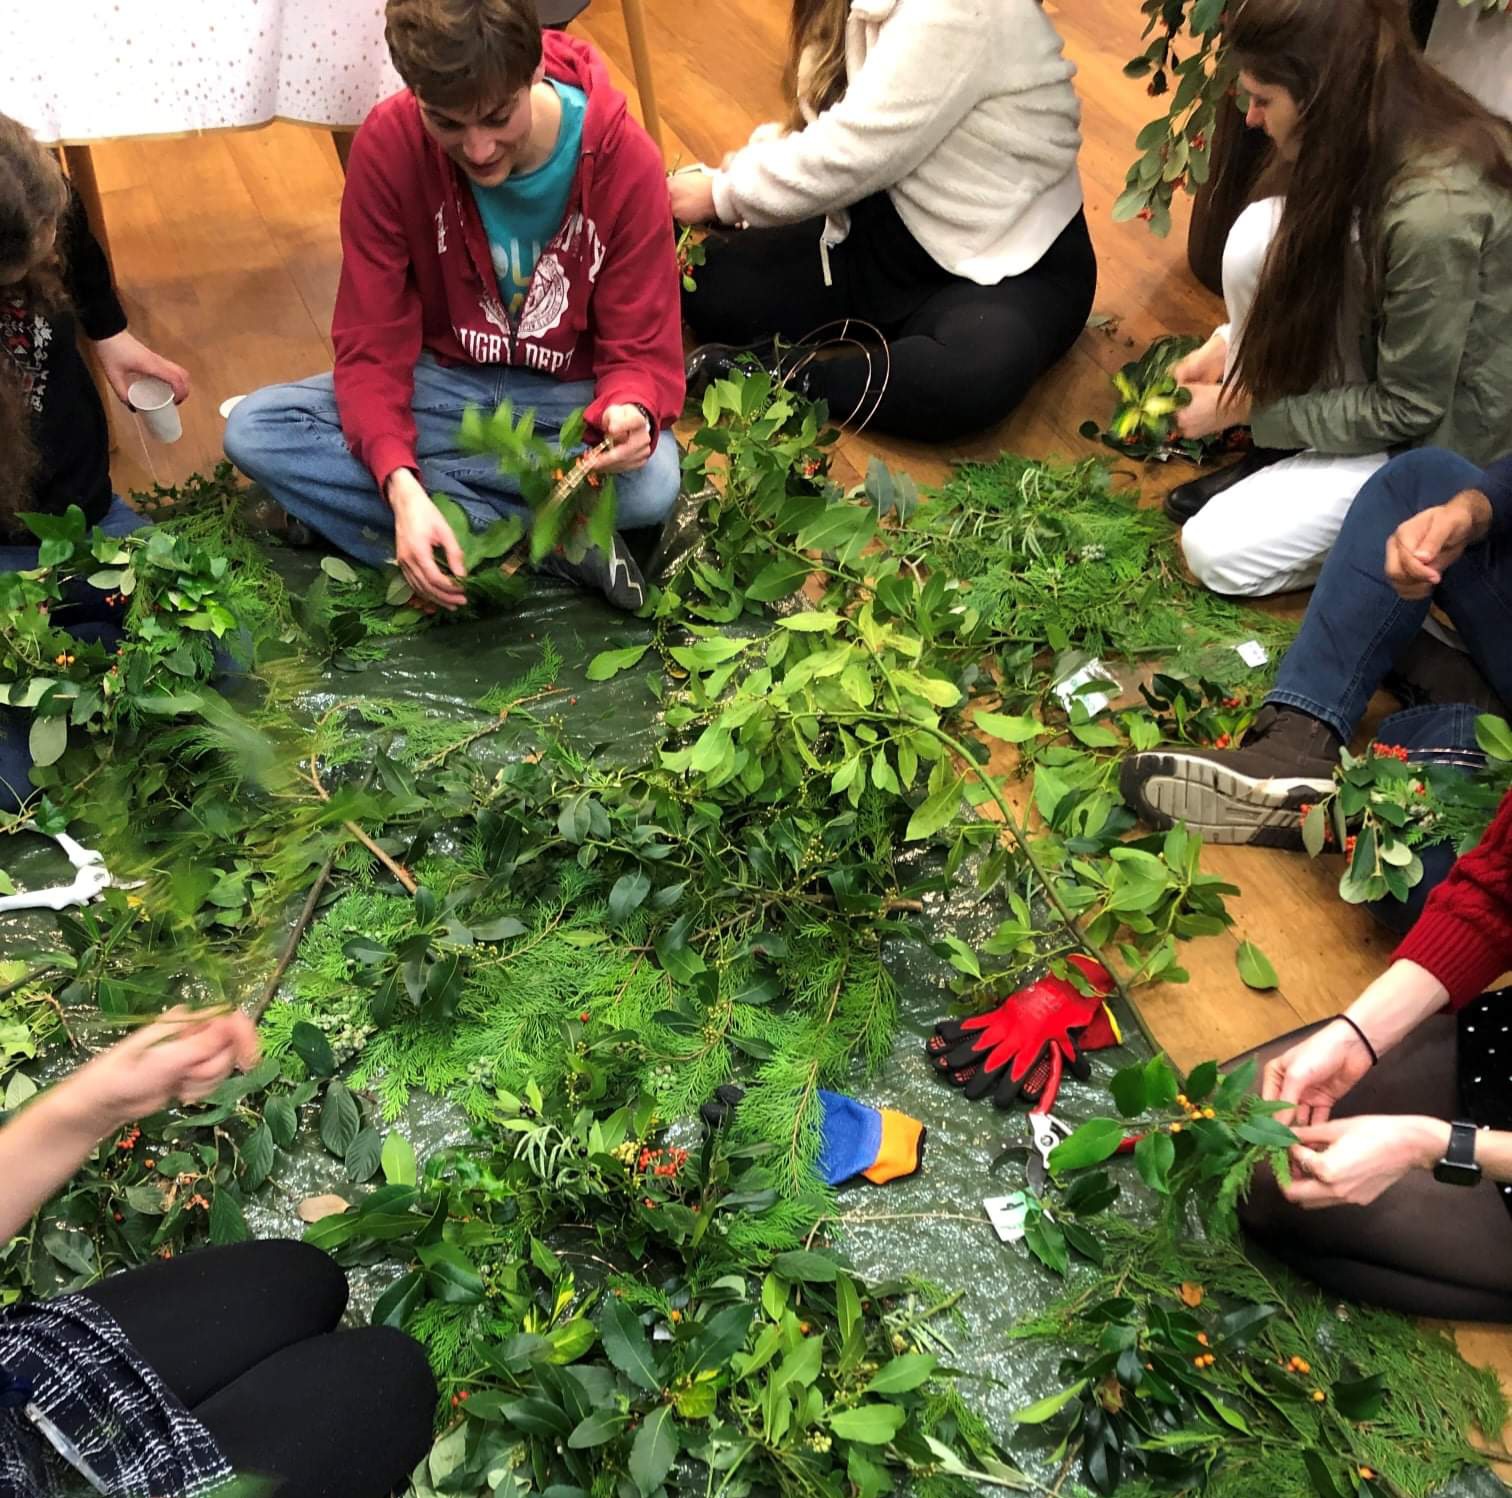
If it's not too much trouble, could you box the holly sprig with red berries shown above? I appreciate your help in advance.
[1116,0,1233,235]
[1298,716,1512,905]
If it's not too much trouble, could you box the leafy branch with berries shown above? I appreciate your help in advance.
[1298,716,1512,905]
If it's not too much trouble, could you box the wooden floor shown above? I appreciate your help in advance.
[78,0,1512,1431]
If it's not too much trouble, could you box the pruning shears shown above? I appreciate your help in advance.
[0,825,144,915]
[1025,1110,1072,1195]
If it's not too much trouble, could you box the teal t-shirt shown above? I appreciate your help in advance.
[470,81,587,318]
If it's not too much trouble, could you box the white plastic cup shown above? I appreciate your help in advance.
[127,376,182,443]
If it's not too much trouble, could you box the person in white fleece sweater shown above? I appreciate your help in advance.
[669,0,1096,441]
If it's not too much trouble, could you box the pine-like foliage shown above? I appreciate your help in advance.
[903,454,1296,686]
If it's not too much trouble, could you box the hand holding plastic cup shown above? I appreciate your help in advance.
[127,376,183,443]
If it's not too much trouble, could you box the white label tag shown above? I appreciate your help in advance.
[1053,658,1120,719]
[983,1193,1029,1244]
[1234,639,1269,669]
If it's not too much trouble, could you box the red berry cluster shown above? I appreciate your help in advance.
[115,1127,142,1152]
[1368,742,1410,762]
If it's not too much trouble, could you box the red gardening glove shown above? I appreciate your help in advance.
[926,954,1118,1113]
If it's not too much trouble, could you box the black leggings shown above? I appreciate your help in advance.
[683,193,1097,442]
[81,1239,435,1497]
[1234,1019,1512,1321]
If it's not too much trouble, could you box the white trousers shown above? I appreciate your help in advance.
[1181,198,1388,598]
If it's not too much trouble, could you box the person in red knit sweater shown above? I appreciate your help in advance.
[1236,785,1512,1319]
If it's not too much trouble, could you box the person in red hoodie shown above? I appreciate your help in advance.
[1233,788,1512,1319]
[224,0,684,613]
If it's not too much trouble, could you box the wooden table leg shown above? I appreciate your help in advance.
[62,144,112,269]
[620,0,663,156]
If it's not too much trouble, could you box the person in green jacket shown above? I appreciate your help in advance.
[1159,0,1512,598]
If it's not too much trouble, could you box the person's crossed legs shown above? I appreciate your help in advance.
[1122,447,1511,856]
[224,358,680,597]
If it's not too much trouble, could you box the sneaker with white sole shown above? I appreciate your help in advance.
[1119,704,1341,848]
[537,532,646,613]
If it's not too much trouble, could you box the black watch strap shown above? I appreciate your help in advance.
[1433,1120,1483,1187]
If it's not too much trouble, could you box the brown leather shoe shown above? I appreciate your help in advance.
[1119,705,1341,847]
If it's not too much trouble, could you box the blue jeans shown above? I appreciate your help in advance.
[222,360,682,568]
[1265,448,1511,934]
[1269,448,1512,747]
[0,497,147,811]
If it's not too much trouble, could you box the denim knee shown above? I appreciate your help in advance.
[223,385,313,487]
[1372,449,1485,524]
[616,434,683,528]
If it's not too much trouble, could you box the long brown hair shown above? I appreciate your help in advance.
[1226,0,1512,407]
[786,0,851,129]
[0,113,70,522]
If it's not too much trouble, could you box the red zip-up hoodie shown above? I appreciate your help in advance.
[332,32,684,493]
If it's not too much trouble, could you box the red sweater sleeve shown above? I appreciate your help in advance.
[1394,787,1512,1005]
[331,119,426,493]
[581,127,686,435]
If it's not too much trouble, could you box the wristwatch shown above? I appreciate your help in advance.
[1433,1120,1483,1187]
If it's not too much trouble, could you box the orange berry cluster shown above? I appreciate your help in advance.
[115,1127,142,1151]
[1284,1355,1312,1375]
[1175,1093,1216,1123]
[450,1389,471,1408]
[53,652,76,667]
[638,1146,688,1179]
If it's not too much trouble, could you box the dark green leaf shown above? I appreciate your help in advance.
[628,1404,678,1494]
[289,1021,335,1077]
[372,1269,425,1329]
[600,1295,662,1392]
[1024,1212,1069,1276]
[1333,1372,1388,1422]
[568,1408,631,1448]
[241,1123,276,1191]
[608,870,652,922]
[1185,1060,1219,1103]
[1236,1114,1296,1148]
[345,1126,383,1183]
[208,1190,251,1246]
[419,1243,485,1305]
[686,1302,756,1379]
[772,1249,840,1283]
[1135,1131,1175,1194]
[863,1354,936,1394]
[319,1082,361,1157]
[264,1094,298,1149]
[1048,1117,1126,1175]
[1110,1061,1149,1118]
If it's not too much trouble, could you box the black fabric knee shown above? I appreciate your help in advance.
[194,1327,437,1498]
[1230,1019,1512,1321]
[81,1239,349,1408]
[684,217,848,348]
[807,211,1097,440]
